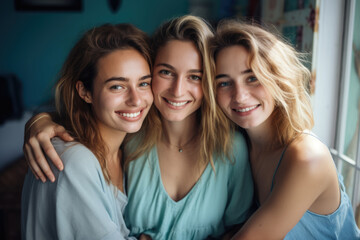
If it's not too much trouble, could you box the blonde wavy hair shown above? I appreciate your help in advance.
[55,23,152,184]
[210,20,314,146]
[126,15,234,170]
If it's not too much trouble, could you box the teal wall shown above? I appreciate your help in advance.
[0,0,188,109]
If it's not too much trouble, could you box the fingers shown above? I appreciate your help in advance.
[28,134,57,182]
[22,113,69,183]
[23,134,62,182]
[37,125,65,173]
[23,144,39,180]
[24,143,47,182]
[60,131,74,142]
[39,136,64,172]
[55,125,74,142]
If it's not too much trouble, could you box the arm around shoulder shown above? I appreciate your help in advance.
[23,112,74,182]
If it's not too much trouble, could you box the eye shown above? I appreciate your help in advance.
[139,81,151,87]
[110,85,124,90]
[247,76,258,83]
[189,75,202,81]
[159,70,173,76]
[217,81,231,88]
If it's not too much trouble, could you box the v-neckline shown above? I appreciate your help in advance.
[153,146,211,204]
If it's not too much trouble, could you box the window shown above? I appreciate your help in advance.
[332,0,360,226]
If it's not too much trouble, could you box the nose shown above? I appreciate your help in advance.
[126,87,141,106]
[234,83,249,103]
[171,76,185,97]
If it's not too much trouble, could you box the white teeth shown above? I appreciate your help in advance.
[236,105,257,113]
[119,111,140,118]
[167,100,188,107]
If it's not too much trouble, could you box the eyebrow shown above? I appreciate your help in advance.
[139,74,152,81]
[215,68,253,80]
[156,63,203,74]
[105,74,152,83]
[105,77,126,83]
[155,63,175,70]
[241,69,253,74]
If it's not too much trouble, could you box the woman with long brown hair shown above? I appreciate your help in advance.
[21,23,153,239]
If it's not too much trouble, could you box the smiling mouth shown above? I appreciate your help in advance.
[115,111,141,118]
[234,105,259,113]
[164,98,189,107]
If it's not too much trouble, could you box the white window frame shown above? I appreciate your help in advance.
[332,0,360,210]
[312,0,360,212]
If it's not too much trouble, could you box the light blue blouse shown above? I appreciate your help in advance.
[284,174,360,239]
[21,138,135,240]
[270,132,360,239]
[124,132,254,240]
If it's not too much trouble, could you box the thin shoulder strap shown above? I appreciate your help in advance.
[270,131,320,191]
[270,145,289,191]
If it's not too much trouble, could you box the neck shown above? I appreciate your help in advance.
[97,122,126,192]
[97,122,126,164]
[246,117,280,153]
[161,112,199,149]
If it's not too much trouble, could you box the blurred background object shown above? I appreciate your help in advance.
[0,75,23,125]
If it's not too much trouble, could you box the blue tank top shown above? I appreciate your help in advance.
[270,135,360,239]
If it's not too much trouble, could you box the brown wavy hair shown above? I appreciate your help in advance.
[210,20,314,146]
[55,23,151,184]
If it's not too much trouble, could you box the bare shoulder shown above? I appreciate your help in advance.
[278,134,340,214]
[282,133,335,179]
[287,134,332,163]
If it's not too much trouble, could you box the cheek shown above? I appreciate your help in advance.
[268,98,276,113]
[97,93,122,111]
[143,89,154,104]
[151,76,164,96]
[193,84,204,101]
[259,89,275,107]
[216,91,230,109]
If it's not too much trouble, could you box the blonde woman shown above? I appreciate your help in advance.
[21,24,153,239]
[23,16,254,240]
[210,20,360,239]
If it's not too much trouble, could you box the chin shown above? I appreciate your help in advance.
[239,121,264,130]
[230,119,252,129]
[124,126,142,133]
[120,122,144,133]
[159,112,184,122]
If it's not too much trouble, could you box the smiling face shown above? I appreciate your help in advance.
[79,49,153,135]
[151,40,203,123]
[215,45,275,130]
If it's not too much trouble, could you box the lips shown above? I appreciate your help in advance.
[163,98,190,107]
[117,111,141,118]
[233,104,259,113]
[115,109,143,120]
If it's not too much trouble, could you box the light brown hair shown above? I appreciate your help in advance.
[55,23,151,183]
[126,15,234,170]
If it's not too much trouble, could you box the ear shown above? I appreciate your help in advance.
[76,81,92,103]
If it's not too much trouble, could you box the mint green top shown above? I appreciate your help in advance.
[124,132,254,240]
